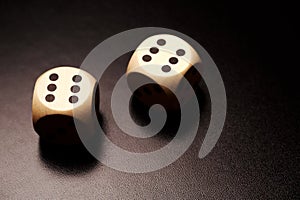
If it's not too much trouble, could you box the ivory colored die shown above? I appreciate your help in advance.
[126,34,201,108]
[32,66,98,144]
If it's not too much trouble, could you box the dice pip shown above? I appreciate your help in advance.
[32,66,98,144]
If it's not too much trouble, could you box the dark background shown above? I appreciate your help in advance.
[0,0,298,199]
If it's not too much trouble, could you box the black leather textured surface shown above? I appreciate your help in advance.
[0,1,298,199]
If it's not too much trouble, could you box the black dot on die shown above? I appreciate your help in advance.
[143,87,152,95]
[157,39,166,46]
[150,47,159,54]
[176,49,185,56]
[142,55,152,62]
[47,84,57,92]
[162,65,171,72]
[71,85,80,93]
[169,57,178,64]
[153,84,162,93]
[57,127,67,135]
[49,73,58,81]
[69,95,79,103]
[135,90,142,97]
[45,94,55,102]
[72,75,82,83]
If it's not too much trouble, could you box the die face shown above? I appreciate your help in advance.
[34,66,93,112]
[126,34,201,110]
[127,34,200,78]
[32,66,98,144]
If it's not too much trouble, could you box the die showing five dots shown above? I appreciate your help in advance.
[32,34,201,143]
[126,34,201,108]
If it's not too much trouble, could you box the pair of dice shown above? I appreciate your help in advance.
[32,34,201,144]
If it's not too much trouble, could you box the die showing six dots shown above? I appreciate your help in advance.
[45,73,82,104]
[32,66,98,144]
